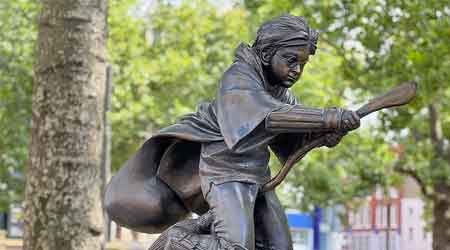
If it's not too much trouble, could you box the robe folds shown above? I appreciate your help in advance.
[104,43,312,233]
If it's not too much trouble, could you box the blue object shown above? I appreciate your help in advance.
[286,212,313,229]
[313,207,321,250]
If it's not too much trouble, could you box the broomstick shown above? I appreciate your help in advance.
[261,82,417,192]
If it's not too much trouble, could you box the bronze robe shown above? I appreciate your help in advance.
[104,44,313,233]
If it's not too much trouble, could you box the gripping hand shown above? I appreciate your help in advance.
[340,110,360,132]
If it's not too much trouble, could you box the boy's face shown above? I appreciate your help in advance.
[269,46,309,88]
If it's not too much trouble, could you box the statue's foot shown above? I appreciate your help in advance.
[148,210,248,250]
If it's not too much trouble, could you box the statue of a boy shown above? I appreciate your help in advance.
[105,14,360,250]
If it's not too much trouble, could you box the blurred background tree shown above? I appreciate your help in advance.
[108,0,395,213]
[244,0,450,248]
[1,0,449,248]
[0,0,38,211]
[108,0,250,169]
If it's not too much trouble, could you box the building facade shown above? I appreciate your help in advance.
[344,178,432,250]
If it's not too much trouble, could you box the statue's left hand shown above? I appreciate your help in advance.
[324,132,347,148]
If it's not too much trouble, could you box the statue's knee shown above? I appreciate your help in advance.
[104,176,190,233]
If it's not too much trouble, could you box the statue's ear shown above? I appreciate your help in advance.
[261,54,270,66]
[260,47,273,66]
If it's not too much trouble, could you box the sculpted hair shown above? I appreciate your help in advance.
[252,14,318,64]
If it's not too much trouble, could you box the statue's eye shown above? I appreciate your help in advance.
[287,57,297,64]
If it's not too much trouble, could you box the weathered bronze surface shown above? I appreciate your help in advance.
[104,14,416,250]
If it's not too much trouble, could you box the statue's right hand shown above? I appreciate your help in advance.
[341,110,360,131]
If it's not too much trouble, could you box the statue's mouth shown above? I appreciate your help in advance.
[287,75,298,83]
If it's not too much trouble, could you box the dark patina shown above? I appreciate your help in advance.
[104,14,416,250]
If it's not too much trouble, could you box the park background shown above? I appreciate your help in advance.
[0,0,449,250]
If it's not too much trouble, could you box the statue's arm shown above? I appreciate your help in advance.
[266,104,360,133]
[265,105,344,133]
[266,104,360,150]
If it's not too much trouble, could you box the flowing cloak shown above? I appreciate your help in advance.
[104,44,314,233]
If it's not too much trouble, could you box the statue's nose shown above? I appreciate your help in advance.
[291,64,301,76]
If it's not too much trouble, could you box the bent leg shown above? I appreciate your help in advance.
[254,190,293,250]
[105,138,198,233]
[105,174,189,233]
[206,182,259,250]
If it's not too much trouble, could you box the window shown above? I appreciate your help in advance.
[363,206,370,228]
[364,235,369,250]
[379,233,386,250]
[390,205,397,228]
[356,235,361,250]
[358,208,364,227]
[409,228,414,241]
[351,236,357,250]
[382,205,388,227]
[349,212,354,226]
[376,205,382,228]
[390,232,397,250]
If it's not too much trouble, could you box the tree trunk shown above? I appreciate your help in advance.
[24,0,108,249]
[428,103,450,250]
[432,184,450,250]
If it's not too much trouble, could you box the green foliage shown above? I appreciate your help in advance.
[272,43,397,210]
[108,0,250,169]
[335,1,450,197]
[108,3,395,212]
[107,1,396,212]
[1,0,447,221]
[246,0,450,215]
[0,0,39,211]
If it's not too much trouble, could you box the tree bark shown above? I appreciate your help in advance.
[426,103,450,250]
[432,184,450,250]
[24,1,108,249]
[428,103,450,250]
[428,103,444,157]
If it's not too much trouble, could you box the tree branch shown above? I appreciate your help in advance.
[392,148,432,197]
[448,141,450,167]
[395,167,431,198]
[411,128,424,142]
[428,103,444,156]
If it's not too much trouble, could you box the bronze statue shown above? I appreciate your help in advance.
[104,14,416,250]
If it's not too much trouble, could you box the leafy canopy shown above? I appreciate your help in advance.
[108,0,250,169]
[0,0,39,211]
